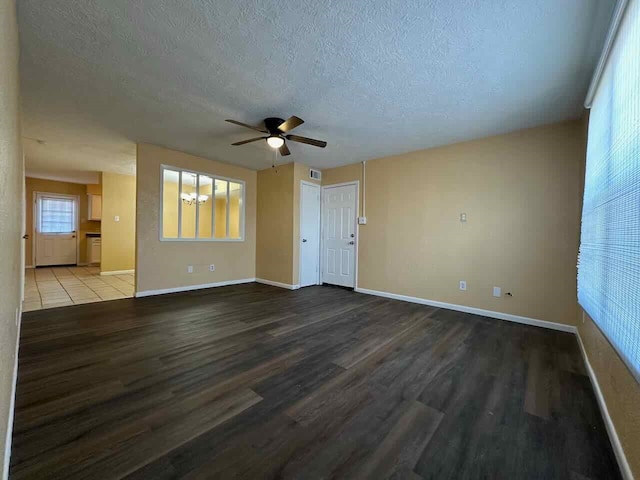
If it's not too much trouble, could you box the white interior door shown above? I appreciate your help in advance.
[300,182,321,287]
[322,183,357,288]
[35,193,78,266]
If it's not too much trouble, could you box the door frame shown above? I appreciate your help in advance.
[32,191,81,267]
[299,180,321,287]
[320,180,360,289]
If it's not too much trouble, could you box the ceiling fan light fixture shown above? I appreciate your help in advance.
[266,135,284,149]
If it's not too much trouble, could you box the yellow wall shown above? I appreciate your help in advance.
[86,183,102,196]
[136,144,256,293]
[25,178,101,266]
[256,163,295,285]
[1,0,22,473]
[255,162,319,286]
[578,311,639,477]
[323,120,584,326]
[101,172,136,273]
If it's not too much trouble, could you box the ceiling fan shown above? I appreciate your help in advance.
[226,116,327,156]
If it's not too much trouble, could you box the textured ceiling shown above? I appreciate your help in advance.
[18,0,615,175]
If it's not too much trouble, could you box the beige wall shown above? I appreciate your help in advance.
[578,311,639,477]
[255,162,319,286]
[0,0,22,475]
[25,178,101,266]
[256,163,295,285]
[101,172,136,273]
[136,144,256,293]
[323,120,584,326]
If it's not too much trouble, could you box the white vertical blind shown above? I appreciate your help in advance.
[579,0,640,382]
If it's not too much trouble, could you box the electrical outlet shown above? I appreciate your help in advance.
[114,215,120,222]
[187,265,193,273]
[460,213,467,223]
[459,280,467,291]
[209,264,215,272]
[493,286,501,297]
[358,216,367,225]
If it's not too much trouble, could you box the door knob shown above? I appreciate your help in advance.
[349,241,355,245]
[22,234,29,239]
[302,239,307,243]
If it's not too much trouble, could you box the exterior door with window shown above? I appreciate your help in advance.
[35,193,78,266]
[322,183,357,288]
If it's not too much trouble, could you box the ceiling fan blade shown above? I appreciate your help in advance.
[286,134,327,148]
[278,116,304,133]
[231,137,265,146]
[279,142,291,156]
[226,119,267,133]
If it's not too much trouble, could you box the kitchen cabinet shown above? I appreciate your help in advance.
[88,194,102,221]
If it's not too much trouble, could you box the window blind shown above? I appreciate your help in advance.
[579,0,640,382]
[39,197,75,233]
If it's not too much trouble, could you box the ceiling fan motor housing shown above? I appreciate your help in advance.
[264,117,286,136]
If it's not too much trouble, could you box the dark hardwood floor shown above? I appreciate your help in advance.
[10,283,620,479]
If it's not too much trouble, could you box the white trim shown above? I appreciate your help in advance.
[299,180,321,287]
[135,278,256,297]
[355,287,577,334]
[255,278,300,290]
[320,181,360,289]
[3,308,21,480]
[576,331,634,480]
[100,269,135,276]
[25,265,34,269]
[584,0,629,108]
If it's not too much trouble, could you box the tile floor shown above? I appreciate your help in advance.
[23,266,135,311]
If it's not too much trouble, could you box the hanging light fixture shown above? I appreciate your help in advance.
[180,174,209,205]
[180,192,209,205]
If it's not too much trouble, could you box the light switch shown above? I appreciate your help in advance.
[114,215,120,222]
[459,281,467,291]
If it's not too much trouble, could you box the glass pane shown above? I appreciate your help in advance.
[180,172,197,238]
[214,179,228,238]
[40,197,75,233]
[162,169,179,238]
[197,175,213,238]
[229,182,243,239]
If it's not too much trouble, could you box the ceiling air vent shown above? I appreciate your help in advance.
[309,168,321,180]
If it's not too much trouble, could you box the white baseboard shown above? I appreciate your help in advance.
[576,332,633,480]
[355,287,577,334]
[255,278,300,290]
[100,269,135,276]
[3,308,21,480]
[135,278,256,298]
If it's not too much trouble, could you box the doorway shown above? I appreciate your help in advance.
[34,192,78,266]
[299,181,321,287]
[321,182,358,288]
